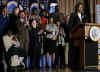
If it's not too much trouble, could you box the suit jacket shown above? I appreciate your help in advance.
[68,12,86,31]
[68,12,86,68]
[9,14,18,34]
[16,19,30,52]
[0,13,9,35]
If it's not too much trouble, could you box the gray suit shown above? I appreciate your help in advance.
[16,19,29,54]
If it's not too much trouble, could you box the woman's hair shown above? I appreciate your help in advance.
[5,28,13,35]
[32,8,38,15]
[29,19,36,26]
[56,20,60,26]
[39,9,46,17]
[55,6,59,13]
[23,8,30,16]
[74,2,83,13]
[29,19,33,25]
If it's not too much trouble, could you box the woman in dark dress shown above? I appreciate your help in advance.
[28,19,41,69]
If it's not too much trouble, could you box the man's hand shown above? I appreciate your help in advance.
[12,36,17,41]
[52,36,57,40]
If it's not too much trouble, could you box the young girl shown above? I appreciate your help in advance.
[55,21,66,68]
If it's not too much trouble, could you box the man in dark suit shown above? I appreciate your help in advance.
[0,5,9,72]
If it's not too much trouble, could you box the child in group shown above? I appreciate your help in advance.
[55,21,66,68]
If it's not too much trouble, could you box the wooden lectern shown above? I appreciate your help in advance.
[70,23,100,69]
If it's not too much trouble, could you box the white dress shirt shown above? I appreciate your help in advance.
[3,35,20,52]
[78,13,82,22]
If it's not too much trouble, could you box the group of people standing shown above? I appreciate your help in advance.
[0,1,89,72]
[0,3,68,71]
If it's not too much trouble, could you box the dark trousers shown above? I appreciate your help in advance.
[0,35,5,72]
[30,49,40,69]
[0,62,4,72]
[68,42,80,69]
[55,45,65,66]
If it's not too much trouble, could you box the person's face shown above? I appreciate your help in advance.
[43,11,46,16]
[14,8,20,15]
[33,9,38,15]
[20,12,25,18]
[32,20,37,28]
[49,17,54,24]
[78,4,83,13]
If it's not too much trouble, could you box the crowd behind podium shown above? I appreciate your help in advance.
[0,2,89,72]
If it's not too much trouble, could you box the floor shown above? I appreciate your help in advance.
[25,67,99,72]
[25,67,72,72]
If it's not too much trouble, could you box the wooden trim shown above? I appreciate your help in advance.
[93,0,96,23]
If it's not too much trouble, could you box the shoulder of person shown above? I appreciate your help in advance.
[3,34,8,38]
[48,23,51,26]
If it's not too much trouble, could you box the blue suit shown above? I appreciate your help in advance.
[0,13,9,72]
[0,13,9,35]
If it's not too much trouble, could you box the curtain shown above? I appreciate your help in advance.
[57,0,82,15]
[57,0,95,22]
[84,0,91,22]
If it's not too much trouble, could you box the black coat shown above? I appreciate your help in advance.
[9,14,18,34]
[0,13,9,35]
[28,28,41,68]
[68,12,86,31]
[28,28,41,56]
[68,12,86,69]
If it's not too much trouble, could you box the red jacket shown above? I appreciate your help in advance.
[40,16,48,30]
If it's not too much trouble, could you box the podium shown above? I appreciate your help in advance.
[70,23,100,69]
